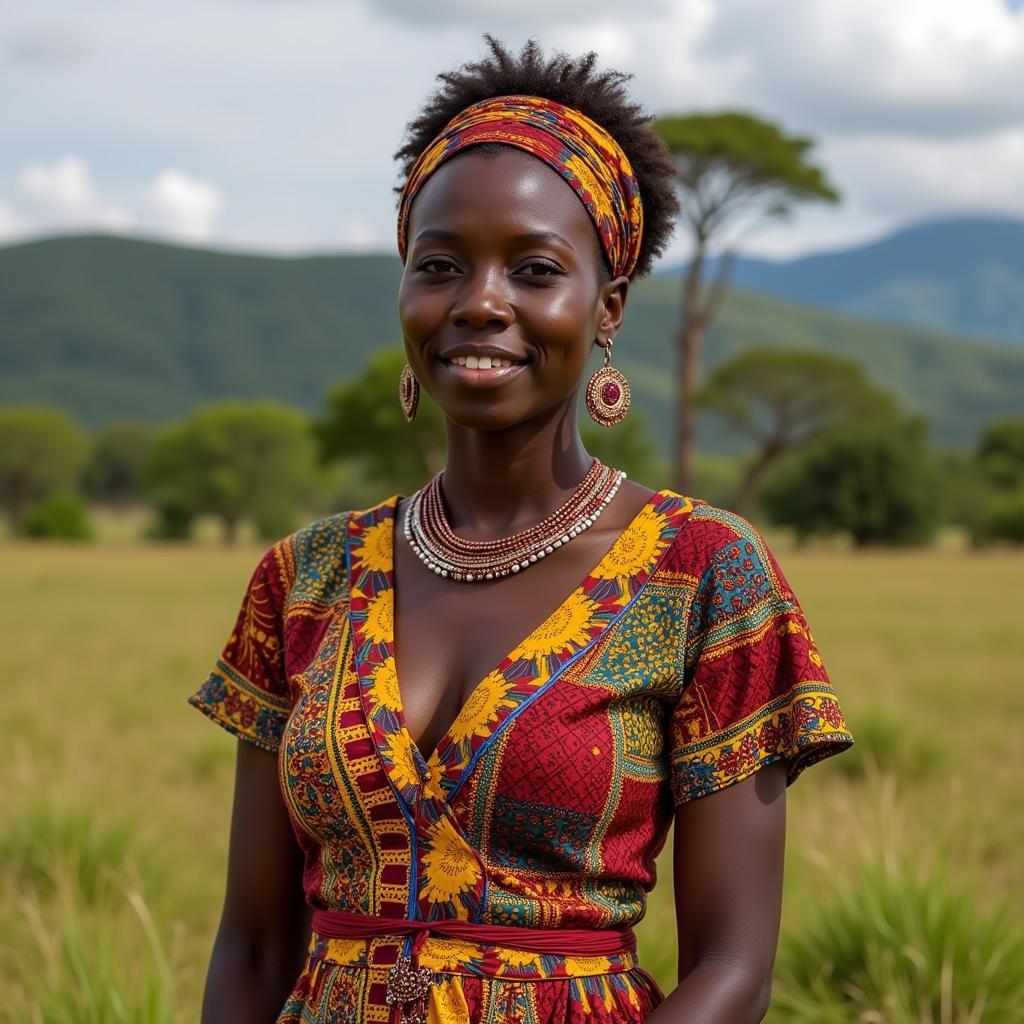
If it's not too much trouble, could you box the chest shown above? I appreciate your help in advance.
[392,523,620,759]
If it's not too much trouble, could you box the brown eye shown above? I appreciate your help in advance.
[518,261,563,277]
[416,257,460,273]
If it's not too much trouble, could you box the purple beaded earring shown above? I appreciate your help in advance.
[586,338,630,427]
[399,364,419,423]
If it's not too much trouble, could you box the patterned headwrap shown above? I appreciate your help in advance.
[397,94,644,280]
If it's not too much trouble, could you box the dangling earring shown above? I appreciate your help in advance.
[586,338,630,427]
[399,364,420,423]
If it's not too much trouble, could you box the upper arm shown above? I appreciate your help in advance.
[218,740,310,947]
[665,512,852,985]
[672,762,786,985]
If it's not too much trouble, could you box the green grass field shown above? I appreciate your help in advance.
[2,535,1022,1021]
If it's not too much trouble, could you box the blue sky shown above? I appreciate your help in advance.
[3,0,1024,262]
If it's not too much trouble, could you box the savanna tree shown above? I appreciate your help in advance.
[697,349,898,514]
[654,112,840,491]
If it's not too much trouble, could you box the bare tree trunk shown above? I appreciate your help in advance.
[674,245,707,494]
[731,438,786,515]
[223,514,239,545]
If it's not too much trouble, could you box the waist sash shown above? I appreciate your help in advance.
[311,908,637,1024]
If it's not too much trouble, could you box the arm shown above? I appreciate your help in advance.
[200,741,312,1024]
[646,762,787,1023]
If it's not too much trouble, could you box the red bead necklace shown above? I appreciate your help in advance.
[404,459,625,582]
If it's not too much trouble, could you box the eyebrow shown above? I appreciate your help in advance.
[412,228,575,250]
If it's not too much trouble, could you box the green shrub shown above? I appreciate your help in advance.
[972,488,1024,545]
[773,856,1024,1023]
[761,418,944,547]
[20,491,92,540]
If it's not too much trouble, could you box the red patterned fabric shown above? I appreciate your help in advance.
[397,95,644,280]
[190,491,852,1022]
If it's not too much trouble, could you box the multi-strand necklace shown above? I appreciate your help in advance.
[404,459,626,582]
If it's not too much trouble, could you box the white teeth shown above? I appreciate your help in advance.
[449,355,519,369]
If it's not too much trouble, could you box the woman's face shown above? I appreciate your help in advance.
[398,147,627,432]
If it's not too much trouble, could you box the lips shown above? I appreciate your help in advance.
[440,350,527,386]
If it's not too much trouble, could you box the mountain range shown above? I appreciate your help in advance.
[682,215,1024,350]
[2,226,1023,455]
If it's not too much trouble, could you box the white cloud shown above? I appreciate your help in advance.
[19,154,95,212]
[694,0,1024,137]
[372,0,669,27]
[144,169,223,243]
[15,154,132,233]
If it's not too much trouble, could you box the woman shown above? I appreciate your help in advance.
[190,37,853,1024]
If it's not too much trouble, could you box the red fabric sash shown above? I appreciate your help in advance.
[312,907,636,958]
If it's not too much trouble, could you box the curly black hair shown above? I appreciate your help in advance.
[394,35,679,281]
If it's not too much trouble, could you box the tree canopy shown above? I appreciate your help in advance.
[0,406,90,529]
[761,417,944,547]
[316,349,447,496]
[697,348,899,513]
[145,402,319,542]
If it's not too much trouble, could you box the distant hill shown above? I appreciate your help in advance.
[673,215,1024,350]
[3,233,1023,454]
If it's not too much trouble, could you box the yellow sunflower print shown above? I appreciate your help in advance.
[421,816,482,905]
[564,954,615,976]
[420,936,479,972]
[511,589,599,662]
[383,728,421,789]
[354,519,393,573]
[497,947,543,970]
[448,672,518,746]
[592,504,666,581]
[368,656,402,712]
[427,976,470,1024]
[422,758,446,801]
[363,589,393,645]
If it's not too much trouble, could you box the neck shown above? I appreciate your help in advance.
[439,405,593,539]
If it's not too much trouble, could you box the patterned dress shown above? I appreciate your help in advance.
[190,490,852,1023]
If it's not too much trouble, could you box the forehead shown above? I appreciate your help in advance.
[406,146,600,252]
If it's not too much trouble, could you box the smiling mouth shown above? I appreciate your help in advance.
[441,353,527,385]
[445,354,521,369]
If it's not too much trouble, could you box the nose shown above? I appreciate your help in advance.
[449,266,514,331]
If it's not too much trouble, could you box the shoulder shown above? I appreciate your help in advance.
[258,510,353,618]
[655,491,795,608]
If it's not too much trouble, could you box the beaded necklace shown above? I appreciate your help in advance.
[404,460,626,582]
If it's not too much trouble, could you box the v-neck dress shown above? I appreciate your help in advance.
[190,490,852,1023]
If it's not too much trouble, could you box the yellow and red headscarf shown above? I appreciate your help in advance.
[397,95,644,280]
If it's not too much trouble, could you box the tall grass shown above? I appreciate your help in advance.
[4,874,182,1024]
[0,793,184,1024]
[0,796,138,903]
[834,707,944,781]
[772,778,1024,1023]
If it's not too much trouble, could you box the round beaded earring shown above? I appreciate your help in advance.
[585,339,630,427]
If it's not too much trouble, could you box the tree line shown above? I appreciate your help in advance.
[2,345,1022,548]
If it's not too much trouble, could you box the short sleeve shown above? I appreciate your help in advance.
[669,519,853,805]
[188,545,292,752]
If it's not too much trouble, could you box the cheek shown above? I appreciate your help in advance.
[397,277,442,346]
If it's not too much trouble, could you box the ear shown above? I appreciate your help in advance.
[597,275,630,343]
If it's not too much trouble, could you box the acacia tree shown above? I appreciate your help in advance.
[697,349,898,514]
[653,112,840,492]
[0,406,90,530]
